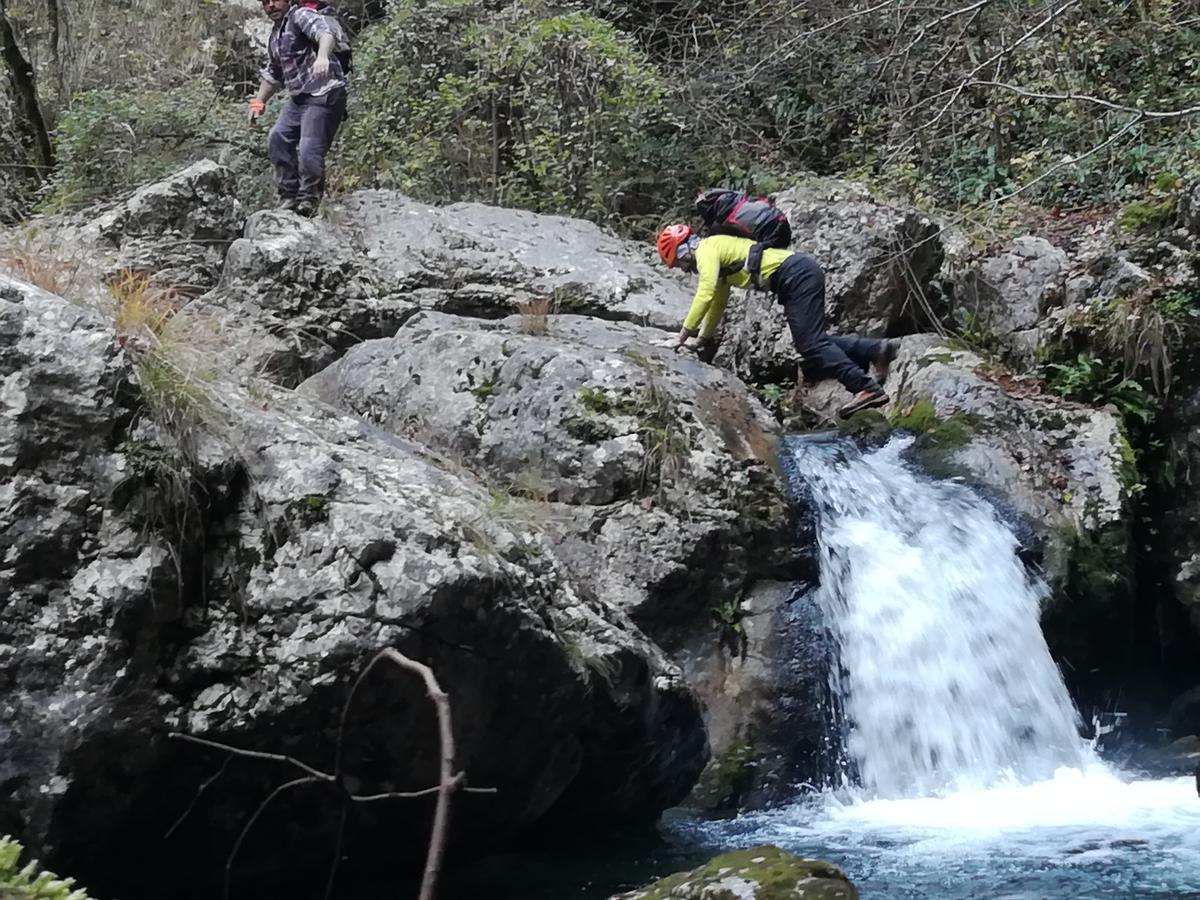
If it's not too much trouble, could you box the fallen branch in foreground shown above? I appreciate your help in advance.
[170,647,495,900]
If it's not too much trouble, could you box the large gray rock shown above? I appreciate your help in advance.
[611,846,859,900]
[78,160,244,291]
[210,209,420,384]
[302,312,799,630]
[205,192,694,385]
[343,191,690,326]
[952,236,1068,364]
[0,273,707,895]
[717,179,944,382]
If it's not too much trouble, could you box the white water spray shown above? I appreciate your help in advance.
[790,436,1094,798]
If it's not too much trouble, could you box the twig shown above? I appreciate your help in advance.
[165,756,233,840]
[170,645,490,900]
[169,731,332,781]
[224,776,322,900]
[967,79,1200,120]
[342,648,461,900]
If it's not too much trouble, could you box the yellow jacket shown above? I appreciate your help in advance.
[682,235,794,338]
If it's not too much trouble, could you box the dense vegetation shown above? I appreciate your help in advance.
[3,0,1198,231]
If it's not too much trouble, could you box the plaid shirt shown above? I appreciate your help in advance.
[261,6,347,96]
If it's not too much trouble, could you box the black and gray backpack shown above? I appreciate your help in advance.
[695,188,791,249]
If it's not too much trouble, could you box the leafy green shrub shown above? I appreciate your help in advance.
[1045,353,1156,425]
[340,0,700,228]
[47,82,274,211]
[0,835,96,899]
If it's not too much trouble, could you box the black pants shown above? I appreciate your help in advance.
[268,86,348,202]
[771,253,880,393]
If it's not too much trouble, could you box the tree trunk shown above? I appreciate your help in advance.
[0,0,56,175]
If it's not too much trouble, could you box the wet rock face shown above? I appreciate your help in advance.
[610,845,860,900]
[717,179,945,382]
[1162,385,1200,636]
[675,580,838,815]
[303,311,800,630]
[0,272,708,896]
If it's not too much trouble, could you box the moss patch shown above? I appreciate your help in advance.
[624,845,858,900]
[1118,196,1176,234]
[564,414,617,443]
[890,399,978,449]
[577,385,639,416]
[689,740,755,812]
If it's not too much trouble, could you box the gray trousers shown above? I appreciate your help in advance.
[771,253,881,393]
[268,87,347,202]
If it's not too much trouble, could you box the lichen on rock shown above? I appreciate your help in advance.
[610,845,859,900]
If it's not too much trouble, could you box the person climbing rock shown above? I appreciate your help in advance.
[654,224,896,418]
[248,0,352,217]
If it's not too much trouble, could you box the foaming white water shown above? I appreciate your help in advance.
[819,765,1196,834]
[789,436,1093,798]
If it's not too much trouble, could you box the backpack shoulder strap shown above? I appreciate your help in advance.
[744,243,767,289]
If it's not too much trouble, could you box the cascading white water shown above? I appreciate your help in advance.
[790,435,1094,798]
[669,434,1200,900]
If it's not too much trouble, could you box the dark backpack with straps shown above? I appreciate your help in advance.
[695,188,791,249]
[291,1,354,74]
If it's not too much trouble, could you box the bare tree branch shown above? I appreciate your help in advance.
[170,646,492,900]
[968,79,1200,120]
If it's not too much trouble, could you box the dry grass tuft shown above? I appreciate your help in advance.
[109,269,182,339]
[516,296,555,336]
[0,239,78,297]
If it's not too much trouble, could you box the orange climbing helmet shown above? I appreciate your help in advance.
[657,224,693,268]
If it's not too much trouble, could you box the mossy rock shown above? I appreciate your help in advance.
[1118,196,1176,234]
[613,845,859,899]
[688,740,756,813]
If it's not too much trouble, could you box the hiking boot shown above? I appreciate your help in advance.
[294,198,318,218]
[837,384,889,418]
[873,339,900,384]
[279,196,299,212]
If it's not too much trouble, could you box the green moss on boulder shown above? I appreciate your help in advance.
[613,845,859,900]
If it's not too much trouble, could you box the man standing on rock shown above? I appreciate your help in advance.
[248,0,351,217]
[655,224,896,419]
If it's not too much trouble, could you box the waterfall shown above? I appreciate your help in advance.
[787,435,1094,799]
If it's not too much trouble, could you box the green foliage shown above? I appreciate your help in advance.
[340,0,699,227]
[951,309,1004,358]
[0,836,95,900]
[46,83,271,211]
[1118,196,1176,234]
[1045,353,1156,424]
[710,593,745,635]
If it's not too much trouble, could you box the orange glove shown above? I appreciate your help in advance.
[248,98,266,124]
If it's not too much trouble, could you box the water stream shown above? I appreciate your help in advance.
[444,435,1199,898]
[677,436,1200,898]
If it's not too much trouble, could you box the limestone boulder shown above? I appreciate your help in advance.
[302,311,800,632]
